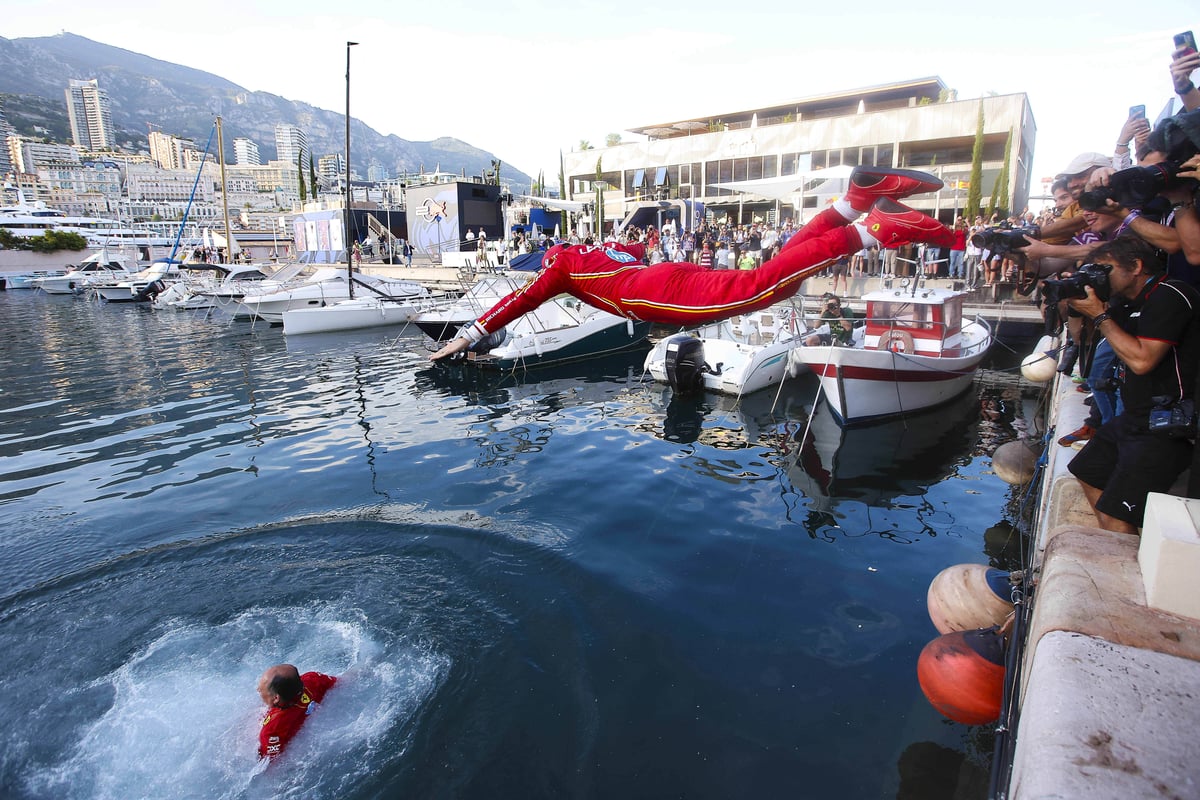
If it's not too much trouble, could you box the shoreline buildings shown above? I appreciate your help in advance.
[561,77,1034,228]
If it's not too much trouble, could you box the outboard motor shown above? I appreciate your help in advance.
[663,335,708,393]
[135,279,166,302]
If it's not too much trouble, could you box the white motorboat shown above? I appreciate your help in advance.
[458,296,652,370]
[4,270,66,289]
[235,269,427,324]
[33,249,141,294]
[153,263,275,311]
[91,259,182,303]
[644,305,808,396]
[412,274,528,341]
[789,285,992,425]
[282,290,435,335]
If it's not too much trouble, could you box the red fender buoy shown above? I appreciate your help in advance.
[917,626,1005,725]
[927,564,1014,634]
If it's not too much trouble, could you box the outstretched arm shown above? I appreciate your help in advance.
[429,336,471,361]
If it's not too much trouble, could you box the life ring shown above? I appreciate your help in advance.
[882,330,915,353]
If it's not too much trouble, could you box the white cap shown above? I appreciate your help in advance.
[1059,152,1110,178]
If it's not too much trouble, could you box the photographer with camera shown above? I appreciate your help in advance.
[805,293,858,346]
[1064,236,1200,534]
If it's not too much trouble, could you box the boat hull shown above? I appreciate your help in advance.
[644,334,804,396]
[792,322,990,424]
[468,315,652,370]
[281,298,423,335]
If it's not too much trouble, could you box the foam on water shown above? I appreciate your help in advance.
[22,602,448,800]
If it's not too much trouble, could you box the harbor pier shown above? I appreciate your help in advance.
[1001,372,1200,798]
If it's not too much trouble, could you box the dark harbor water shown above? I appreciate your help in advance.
[0,290,1034,799]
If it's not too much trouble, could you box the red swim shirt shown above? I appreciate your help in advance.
[258,672,337,758]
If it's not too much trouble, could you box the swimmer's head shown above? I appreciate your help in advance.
[258,664,303,707]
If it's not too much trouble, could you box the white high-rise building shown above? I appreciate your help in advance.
[0,100,14,178]
[317,153,344,184]
[148,131,195,171]
[65,79,115,151]
[274,124,308,165]
[233,137,261,166]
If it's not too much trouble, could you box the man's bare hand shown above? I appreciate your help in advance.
[429,337,471,361]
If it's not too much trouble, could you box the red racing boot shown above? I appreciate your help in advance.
[845,167,944,213]
[865,198,954,248]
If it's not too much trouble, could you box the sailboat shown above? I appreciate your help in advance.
[280,42,436,336]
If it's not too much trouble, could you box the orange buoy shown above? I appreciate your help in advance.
[917,626,1006,725]
[927,564,1014,634]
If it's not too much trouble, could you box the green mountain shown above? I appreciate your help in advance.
[0,33,530,191]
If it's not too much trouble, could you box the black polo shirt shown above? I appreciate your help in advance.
[1118,275,1200,417]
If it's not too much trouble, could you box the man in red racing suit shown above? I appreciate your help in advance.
[257,664,338,759]
[430,167,951,361]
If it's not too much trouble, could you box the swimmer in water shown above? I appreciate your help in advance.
[257,664,337,759]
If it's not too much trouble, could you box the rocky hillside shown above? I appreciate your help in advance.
[0,33,530,191]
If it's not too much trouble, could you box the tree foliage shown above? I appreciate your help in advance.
[965,103,984,220]
[987,130,1013,219]
[559,150,567,201]
[605,133,621,147]
[297,152,307,203]
[0,228,88,252]
[308,153,318,199]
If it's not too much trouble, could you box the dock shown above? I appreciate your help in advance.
[998,371,1200,798]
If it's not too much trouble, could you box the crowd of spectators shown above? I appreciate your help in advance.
[1021,39,1200,535]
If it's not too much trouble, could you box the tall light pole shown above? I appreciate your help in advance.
[345,41,358,296]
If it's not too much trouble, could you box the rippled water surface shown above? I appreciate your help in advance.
[0,290,1031,798]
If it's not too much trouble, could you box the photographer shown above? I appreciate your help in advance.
[1065,236,1200,534]
[805,293,858,346]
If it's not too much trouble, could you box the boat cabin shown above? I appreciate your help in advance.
[861,288,965,356]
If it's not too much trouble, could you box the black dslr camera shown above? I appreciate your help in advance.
[969,224,1039,255]
[1149,396,1197,438]
[1077,162,1194,211]
[1041,263,1112,303]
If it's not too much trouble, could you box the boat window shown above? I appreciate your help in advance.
[632,169,646,189]
[874,301,934,330]
[655,167,669,187]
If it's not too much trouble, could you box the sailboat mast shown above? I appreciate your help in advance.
[216,115,234,264]
[345,41,358,298]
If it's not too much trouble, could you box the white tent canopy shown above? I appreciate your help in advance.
[708,164,856,200]
[520,195,589,213]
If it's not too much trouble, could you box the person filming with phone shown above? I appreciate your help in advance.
[1172,30,1200,112]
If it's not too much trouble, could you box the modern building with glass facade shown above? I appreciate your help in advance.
[560,77,1034,227]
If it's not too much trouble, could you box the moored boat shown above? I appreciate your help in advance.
[33,249,141,294]
[235,269,427,324]
[457,296,651,370]
[789,285,992,424]
[644,304,808,396]
[281,290,435,335]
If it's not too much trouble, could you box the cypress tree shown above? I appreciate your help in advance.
[298,152,307,203]
[965,102,984,220]
[987,130,1013,219]
[309,154,319,200]
[559,150,567,200]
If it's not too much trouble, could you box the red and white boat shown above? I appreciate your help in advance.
[789,285,992,425]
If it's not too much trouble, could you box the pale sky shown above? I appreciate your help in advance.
[6,2,1198,198]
